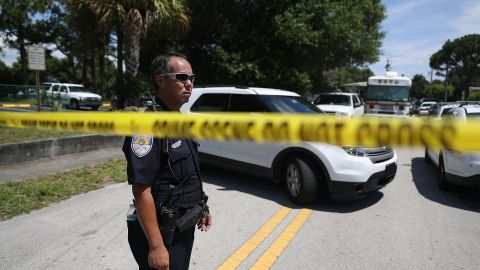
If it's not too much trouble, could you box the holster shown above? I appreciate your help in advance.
[157,204,178,245]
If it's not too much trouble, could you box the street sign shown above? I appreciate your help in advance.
[27,46,46,71]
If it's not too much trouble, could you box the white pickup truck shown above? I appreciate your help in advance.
[45,83,102,110]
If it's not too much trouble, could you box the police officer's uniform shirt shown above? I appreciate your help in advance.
[122,99,202,209]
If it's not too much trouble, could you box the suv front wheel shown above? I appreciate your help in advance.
[284,156,319,204]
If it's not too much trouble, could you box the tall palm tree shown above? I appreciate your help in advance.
[78,0,189,78]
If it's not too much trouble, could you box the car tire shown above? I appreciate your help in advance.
[91,106,99,111]
[424,147,431,164]
[438,156,451,191]
[70,99,79,110]
[284,156,319,204]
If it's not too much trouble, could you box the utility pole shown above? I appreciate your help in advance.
[444,65,448,102]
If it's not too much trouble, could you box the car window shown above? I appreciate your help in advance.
[353,95,362,106]
[190,93,230,112]
[259,95,322,113]
[52,85,59,92]
[69,86,87,92]
[60,86,67,93]
[229,94,267,112]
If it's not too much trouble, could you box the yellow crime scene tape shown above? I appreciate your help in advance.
[0,111,479,151]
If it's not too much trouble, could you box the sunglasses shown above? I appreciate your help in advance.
[160,73,195,83]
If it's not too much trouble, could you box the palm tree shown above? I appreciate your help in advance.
[78,0,189,78]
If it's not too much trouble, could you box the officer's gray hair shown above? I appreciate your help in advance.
[151,52,188,90]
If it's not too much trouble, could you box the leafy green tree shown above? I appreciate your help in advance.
[411,74,429,99]
[0,0,51,85]
[425,82,454,101]
[184,0,385,93]
[468,91,480,101]
[430,34,480,99]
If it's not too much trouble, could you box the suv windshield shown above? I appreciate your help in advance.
[314,94,351,106]
[259,95,322,113]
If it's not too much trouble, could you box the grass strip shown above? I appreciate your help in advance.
[0,126,81,144]
[0,159,127,221]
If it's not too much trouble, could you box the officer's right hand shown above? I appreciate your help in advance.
[148,245,169,270]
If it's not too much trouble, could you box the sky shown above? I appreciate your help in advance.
[369,0,480,80]
[1,0,479,81]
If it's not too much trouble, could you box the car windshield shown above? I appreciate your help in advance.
[258,95,322,113]
[366,85,410,102]
[69,86,88,92]
[314,94,351,106]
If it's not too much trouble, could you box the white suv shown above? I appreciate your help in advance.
[180,86,397,204]
[425,105,480,190]
[313,92,364,117]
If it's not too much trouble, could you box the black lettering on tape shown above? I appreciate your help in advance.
[377,123,391,145]
[21,119,37,127]
[298,122,330,142]
[397,123,414,146]
[356,122,371,145]
[334,123,345,145]
[39,120,57,128]
[262,122,290,141]
[419,123,435,147]
[440,123,456,149]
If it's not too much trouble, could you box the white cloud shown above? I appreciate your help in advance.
[387,0,434,19]
[450,0,480,35]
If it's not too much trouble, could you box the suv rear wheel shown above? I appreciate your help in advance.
[284,156,319,204]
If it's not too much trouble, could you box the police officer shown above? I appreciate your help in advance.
[123,52,212,270]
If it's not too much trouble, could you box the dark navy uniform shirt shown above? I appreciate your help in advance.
[122,99,202,209]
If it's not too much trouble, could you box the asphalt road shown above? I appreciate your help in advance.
[0,148,479,270]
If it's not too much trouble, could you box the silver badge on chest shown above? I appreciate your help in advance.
[171,140,182,149]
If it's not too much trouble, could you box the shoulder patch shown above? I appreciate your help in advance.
[131,134,154,157]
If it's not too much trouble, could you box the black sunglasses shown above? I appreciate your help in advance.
[160,73,195,83]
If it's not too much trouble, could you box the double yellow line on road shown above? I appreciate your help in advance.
[217,206,312,270]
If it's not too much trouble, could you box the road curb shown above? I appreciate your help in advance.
[0,134,124,166]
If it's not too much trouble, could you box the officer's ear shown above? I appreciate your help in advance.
[154,74,165,87]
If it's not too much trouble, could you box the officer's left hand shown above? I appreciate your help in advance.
[197,213,212,232]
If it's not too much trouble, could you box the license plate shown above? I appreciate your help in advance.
[379,105,391,110]
[385,163,396,178]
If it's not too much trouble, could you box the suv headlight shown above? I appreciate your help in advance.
[341,146,367,156]
[79,97,85,101]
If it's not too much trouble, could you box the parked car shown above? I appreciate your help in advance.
[411,98,439,114]
[418,101,436,115]
[180,86,397,204]
[313,92,364,117]
[46,83,102,110]
[425,105,480,190]
[433,103,461,118]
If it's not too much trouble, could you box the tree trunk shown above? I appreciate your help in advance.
[116,24,124,80]
[98,48,105,97]
[123,17,141,77]
[18,29,28,86]
[90,48,96,88]
[68,55,77,82]
[82,54,87,85]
